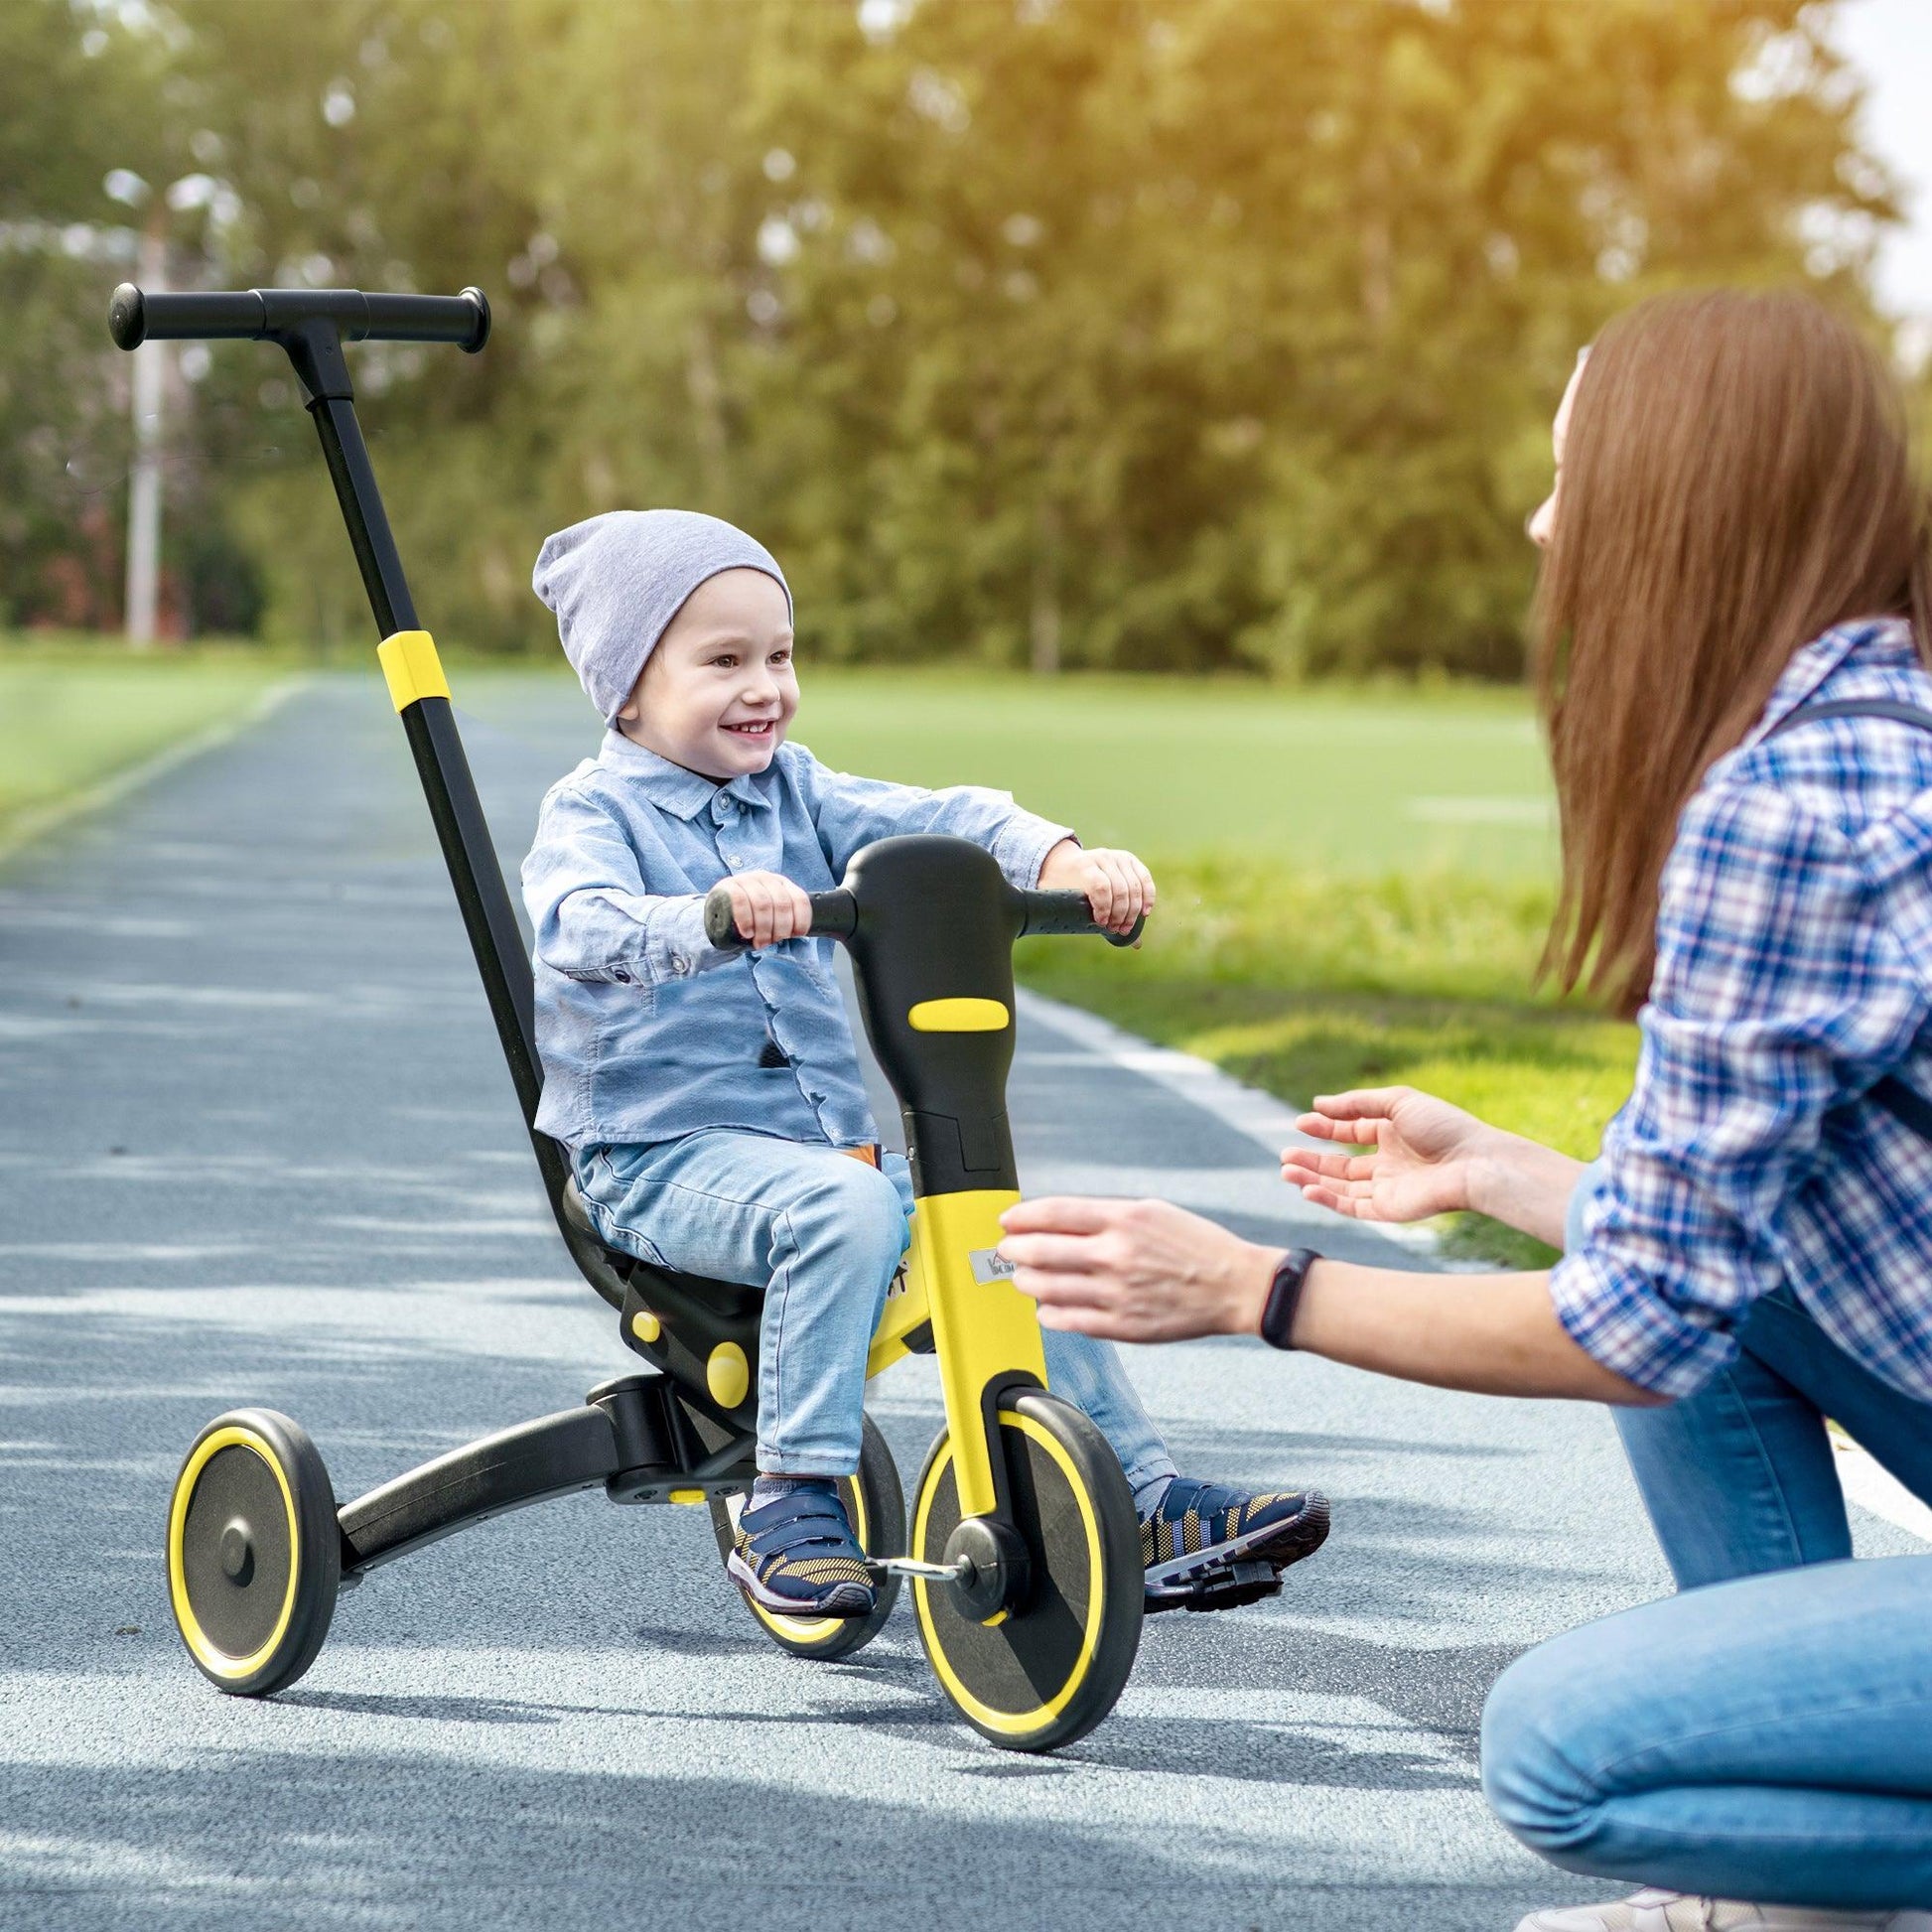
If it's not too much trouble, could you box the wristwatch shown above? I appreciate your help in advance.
[1260,1247,1319,1351]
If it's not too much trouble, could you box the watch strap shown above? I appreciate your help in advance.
[1260,1247,1318,1351]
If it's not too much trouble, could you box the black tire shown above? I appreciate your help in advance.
[709,1412,904,1660]
[166,1408,341,1696]
[910,1389,1143,1752]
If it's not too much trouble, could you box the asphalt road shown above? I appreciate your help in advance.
[3,674,1918,1932]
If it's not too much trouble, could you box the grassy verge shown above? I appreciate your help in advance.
[1019,856,1636,1266]
[0,637,287,848]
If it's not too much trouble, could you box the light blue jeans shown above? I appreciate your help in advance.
[1480,1164,1932,1906]
[575,1130,1178,1491]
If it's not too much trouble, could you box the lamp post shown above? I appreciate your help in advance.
[104,169,219,646]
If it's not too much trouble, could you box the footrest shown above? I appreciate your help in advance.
[1144,1560,1283,1615]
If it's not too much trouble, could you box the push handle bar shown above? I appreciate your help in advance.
[108,284,490,353]
[704,886,859,954]
[700,882,1142,954]
[1018,889,1145,948]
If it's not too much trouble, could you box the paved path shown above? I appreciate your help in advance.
[2,675,1917,1932]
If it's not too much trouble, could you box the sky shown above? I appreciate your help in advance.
[1834,0,1932,316]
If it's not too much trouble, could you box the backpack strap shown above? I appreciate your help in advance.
[1756,696,1932,1144]
[1761,697,1932,741]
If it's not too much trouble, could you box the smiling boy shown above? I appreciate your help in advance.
[521,508,1328,1620]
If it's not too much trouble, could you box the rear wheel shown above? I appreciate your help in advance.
[910,1389,1142,1752]
[710,1412,903,1660]
[166,1409,341,1696]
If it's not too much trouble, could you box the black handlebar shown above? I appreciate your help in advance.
[1018,890,1146,947]
[109,284,490,354]
[701,883,1142,954]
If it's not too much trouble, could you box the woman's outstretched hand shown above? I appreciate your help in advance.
[997,1196,1277,1343]
[1281,1087,1492,1224]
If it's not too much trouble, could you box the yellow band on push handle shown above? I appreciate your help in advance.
[377,629,452,711]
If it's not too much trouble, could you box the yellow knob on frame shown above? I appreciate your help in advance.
[706,1340,751,1410]
[630,1310,661,1345]
[907,997,1010,1033]
[668,1488,706,1505]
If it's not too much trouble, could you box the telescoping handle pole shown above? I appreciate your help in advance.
[105,281,633,1311]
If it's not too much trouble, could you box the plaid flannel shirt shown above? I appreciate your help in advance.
[1554,618,1932,1402]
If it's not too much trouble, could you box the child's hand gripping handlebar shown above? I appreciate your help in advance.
[704,887,858,952]
[701,882,1144,952]
[1016,890,1147,947]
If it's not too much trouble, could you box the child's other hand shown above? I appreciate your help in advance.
[721,871,814,948]
[1037,839,1156,939]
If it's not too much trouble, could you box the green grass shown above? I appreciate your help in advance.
[0,637,285,846]
[1018,857,1635,1266]
[792,667,1558,882]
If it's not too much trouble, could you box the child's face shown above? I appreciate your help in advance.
[615,568,797,780]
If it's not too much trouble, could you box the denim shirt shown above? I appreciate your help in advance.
[520,732,1072,1152]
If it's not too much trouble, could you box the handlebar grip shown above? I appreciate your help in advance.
[1019,890,1146,948]
[703,886,858,953]
[109,284,490,353]
[356,289,491,348]
[110,286,263,347]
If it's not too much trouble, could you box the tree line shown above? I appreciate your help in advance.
[0,0,1900,676]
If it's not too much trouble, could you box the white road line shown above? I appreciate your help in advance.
[1020,988,1932,1546]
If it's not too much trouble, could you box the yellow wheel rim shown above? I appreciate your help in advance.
[745,1471,871,1646]
[911,1410,1104,1738]
[167,1425,300,1681]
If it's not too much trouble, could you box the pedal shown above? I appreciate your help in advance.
[1144,1560,1283,1615]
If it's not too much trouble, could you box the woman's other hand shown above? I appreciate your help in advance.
[1281,1086,1493,1224]
[998,1195,1277,1342]
[1285,1087,1585,1249]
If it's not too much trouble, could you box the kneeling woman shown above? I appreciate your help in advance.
[1000,291,1932,1928]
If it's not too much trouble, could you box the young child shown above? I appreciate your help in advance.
[523,508,1327,1618]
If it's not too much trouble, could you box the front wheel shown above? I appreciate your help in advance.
[710,1412,904,1660]
[166,1409,341,1696]
[910,1389,1143,1752]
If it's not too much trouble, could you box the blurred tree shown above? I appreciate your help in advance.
[2,0,1903,673]
[0,1,159,628]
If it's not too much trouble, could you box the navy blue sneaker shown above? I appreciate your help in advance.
[1141,1477,1329,1604]
[726,1479,877,1620]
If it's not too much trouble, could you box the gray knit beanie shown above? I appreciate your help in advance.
[531,509,793,724]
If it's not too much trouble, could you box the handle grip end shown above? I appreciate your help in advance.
[703,886,747,952]
[458,286,490,353]
[108,283,145,351]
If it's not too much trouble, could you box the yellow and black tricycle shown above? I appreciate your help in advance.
[114,280,1216,1752]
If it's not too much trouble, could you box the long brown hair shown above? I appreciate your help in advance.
[1537,289,1932,1017]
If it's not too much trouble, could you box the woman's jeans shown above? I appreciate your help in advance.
[574,1131,1178,1492]
[1483,1178,1932,1904]
[1481,1553,1932,1908]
